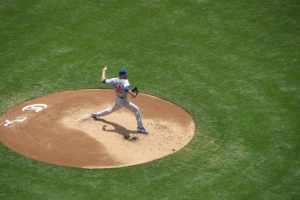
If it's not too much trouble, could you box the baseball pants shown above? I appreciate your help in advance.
[94,96,144,127]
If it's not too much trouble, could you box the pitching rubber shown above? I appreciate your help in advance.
[76,114,91,122]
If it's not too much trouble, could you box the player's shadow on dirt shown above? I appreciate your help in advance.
[93,118,138,141]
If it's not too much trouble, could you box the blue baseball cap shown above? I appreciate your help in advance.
[119,69,129,76]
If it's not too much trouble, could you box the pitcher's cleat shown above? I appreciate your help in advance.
[137,127,148,134]
[92,114,98,119]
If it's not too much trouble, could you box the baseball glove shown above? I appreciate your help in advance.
[131,87,138,96]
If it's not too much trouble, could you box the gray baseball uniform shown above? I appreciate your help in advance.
[93,77,144,128]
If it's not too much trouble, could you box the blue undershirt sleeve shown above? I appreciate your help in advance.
[102,79,106,83]
[124,86,130,92]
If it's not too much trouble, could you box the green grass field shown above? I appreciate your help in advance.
[1,0,299,199]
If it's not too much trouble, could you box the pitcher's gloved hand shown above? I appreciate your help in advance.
[131,87,138,97]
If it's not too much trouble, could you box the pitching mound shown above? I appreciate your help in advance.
[0,89,195,168]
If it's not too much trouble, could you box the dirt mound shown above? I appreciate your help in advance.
[0,89,194,168]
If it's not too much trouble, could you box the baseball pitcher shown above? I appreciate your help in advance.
[92,66,148,134]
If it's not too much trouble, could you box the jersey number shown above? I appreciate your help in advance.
[115,86,123,93]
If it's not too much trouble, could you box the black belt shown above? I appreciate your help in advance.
[118,96,124,99]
